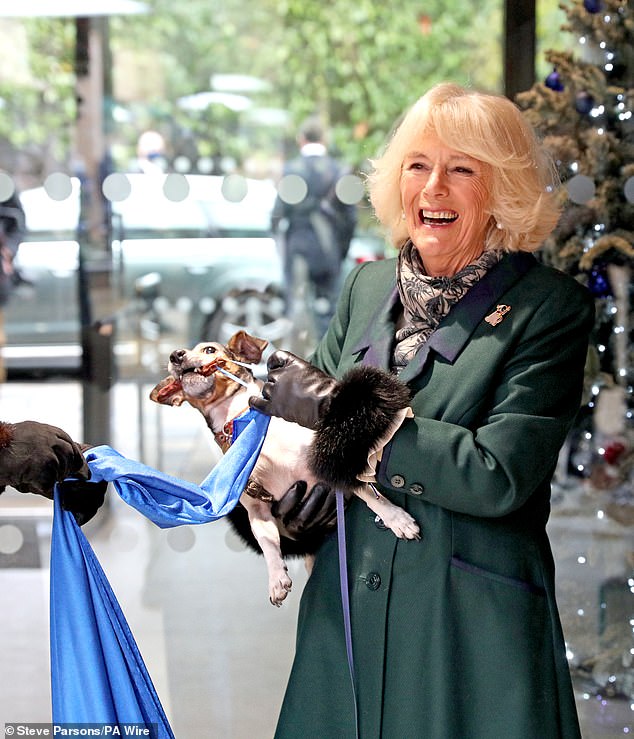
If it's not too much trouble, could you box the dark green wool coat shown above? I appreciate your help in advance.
[275,253,594,739]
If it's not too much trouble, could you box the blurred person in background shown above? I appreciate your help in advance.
[135,129,168,175]
[0,191,26,383]
[272,116,357,337]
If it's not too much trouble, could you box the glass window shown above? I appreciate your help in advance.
[2,5,631,737]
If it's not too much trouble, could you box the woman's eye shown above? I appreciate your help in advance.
[453,166,474,175]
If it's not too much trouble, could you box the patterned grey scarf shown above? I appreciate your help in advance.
[393,240,501,369]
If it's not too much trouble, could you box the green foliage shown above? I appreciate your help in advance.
[0,18,76,173]
[1,0,504,178]
[109,0,503,170]
[260,0,503,167]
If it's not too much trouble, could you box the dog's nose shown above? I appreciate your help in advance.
[170,349,187,365]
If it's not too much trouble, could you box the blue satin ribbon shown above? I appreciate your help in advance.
[50,408,269,730]
[50,494,176,735]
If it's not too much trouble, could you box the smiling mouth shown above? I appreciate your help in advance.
[420,209,459,225]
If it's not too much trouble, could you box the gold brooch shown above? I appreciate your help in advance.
[484,304,511,326]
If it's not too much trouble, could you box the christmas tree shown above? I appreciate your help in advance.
[516,0,634,707]
[517,0,634,502]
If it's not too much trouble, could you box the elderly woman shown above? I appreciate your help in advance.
[252,82,593,739]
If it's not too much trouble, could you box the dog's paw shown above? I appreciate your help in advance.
[380,510,421,541]
[269,568,293,607]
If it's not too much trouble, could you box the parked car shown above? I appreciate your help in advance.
[4,173,285,374]
[110,173,287,348]
[4,172,384,375]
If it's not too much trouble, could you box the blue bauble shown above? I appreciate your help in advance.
[583,0,602,12]
[588,265,612,298]
[545,69,564,91]
[575,91,595,115]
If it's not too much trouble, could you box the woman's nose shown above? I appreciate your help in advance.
[423,166,448,196]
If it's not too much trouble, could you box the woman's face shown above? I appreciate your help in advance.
[399,134,493,276]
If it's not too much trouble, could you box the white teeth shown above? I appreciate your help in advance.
[421,209,458,220]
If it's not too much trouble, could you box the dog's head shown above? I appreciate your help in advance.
[149,330,268,411]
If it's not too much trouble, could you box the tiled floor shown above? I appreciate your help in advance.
[0,378,632,737]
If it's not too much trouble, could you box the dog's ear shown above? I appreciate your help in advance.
[150,376,186,407]
[227,330,268,365]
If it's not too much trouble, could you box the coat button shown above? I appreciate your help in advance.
[374,515,388,530]
[365,572,381,590]
[409,483,424,495]
[390,474,405,488]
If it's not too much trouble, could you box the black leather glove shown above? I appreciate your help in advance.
[228,480,338,556]
[272,480,338,541]
[0,421,90,498]
[249,351,338,430]
[58,477,108,526]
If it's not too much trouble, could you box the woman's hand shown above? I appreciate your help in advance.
[249,351,338,429]
[272,480,338,540]
[0,421,90,498]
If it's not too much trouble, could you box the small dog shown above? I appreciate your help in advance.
[150,330,419,605]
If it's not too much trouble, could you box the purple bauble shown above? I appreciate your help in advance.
[575,91,595,114]
[545,69,564,91]
[588,265,612,298]
[583,0,602,12]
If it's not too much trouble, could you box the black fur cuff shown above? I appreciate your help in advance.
[308,366,410,490]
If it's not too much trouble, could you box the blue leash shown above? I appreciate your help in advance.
[336,489,360,739]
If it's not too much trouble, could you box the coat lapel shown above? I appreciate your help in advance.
[398,252,537,383]
[348,259,400,370]
[352,252,537,382]
[355,286,399,369]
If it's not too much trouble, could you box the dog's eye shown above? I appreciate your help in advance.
[203,346,216,354]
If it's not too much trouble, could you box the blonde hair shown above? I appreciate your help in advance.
[368,82,561,252]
